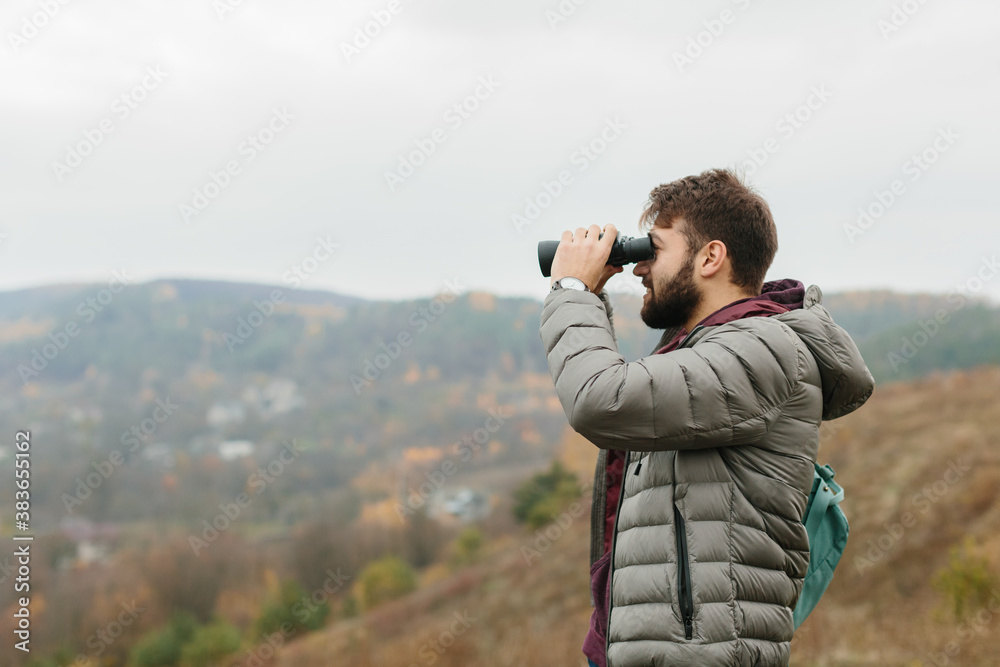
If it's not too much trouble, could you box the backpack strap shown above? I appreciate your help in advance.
[805,464,844,537]
[794,462,849,629]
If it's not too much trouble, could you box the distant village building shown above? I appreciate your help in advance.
[68,406,103,424]
[218,439,255,461]
[60,517,120,568]
[240,378,304,420]
[142,442,176,467]
[206,401,246,428]
[437,488,491,522]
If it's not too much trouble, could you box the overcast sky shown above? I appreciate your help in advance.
[2,0,997,303]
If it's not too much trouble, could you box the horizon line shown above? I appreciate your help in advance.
[0,275,996,307]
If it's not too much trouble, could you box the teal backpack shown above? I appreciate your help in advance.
[792,463,848,629]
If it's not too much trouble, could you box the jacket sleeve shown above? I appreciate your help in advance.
[595,289,617,344]
[539,289,802,451]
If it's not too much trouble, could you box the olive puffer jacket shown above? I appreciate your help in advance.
[539,283,874,666]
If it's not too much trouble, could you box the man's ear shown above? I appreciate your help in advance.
[698,240,728,278]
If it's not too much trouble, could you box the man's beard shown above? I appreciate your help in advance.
[640,253,702,330]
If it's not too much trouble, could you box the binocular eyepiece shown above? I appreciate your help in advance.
[537,232,655,277]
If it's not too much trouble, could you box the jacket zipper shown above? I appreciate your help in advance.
[677,324,705,350]
[673,501,694,640]
[672,324,703,640]
[603,326,704,662]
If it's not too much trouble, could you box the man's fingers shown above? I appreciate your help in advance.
[563,225,618,244]
[602,223,618,244]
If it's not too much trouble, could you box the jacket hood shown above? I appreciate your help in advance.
[751,278,806,309]
[773,282,875,420]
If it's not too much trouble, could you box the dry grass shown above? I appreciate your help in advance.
[271,366,1000,666]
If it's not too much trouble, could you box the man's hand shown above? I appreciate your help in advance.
[549,224,623,292]
[593,262,625,293]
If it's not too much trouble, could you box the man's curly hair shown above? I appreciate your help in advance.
[639,168,778,295]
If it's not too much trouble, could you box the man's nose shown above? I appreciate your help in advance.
[633,261,648,276]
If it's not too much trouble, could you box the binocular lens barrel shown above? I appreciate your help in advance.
[537,233,654,277]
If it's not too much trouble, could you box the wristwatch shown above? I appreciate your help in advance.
[551,276,590,293]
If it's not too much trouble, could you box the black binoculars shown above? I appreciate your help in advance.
[537,232,655,277]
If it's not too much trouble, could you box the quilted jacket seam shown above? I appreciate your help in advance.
[728,481,739,637]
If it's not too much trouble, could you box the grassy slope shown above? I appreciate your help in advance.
[246,367,1000,666]
[275,526,597,666]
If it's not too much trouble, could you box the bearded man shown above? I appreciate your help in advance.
[539,168,874,667]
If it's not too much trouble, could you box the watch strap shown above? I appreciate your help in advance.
[551,277,590,292]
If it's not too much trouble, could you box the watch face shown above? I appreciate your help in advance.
[560,277,587,291]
